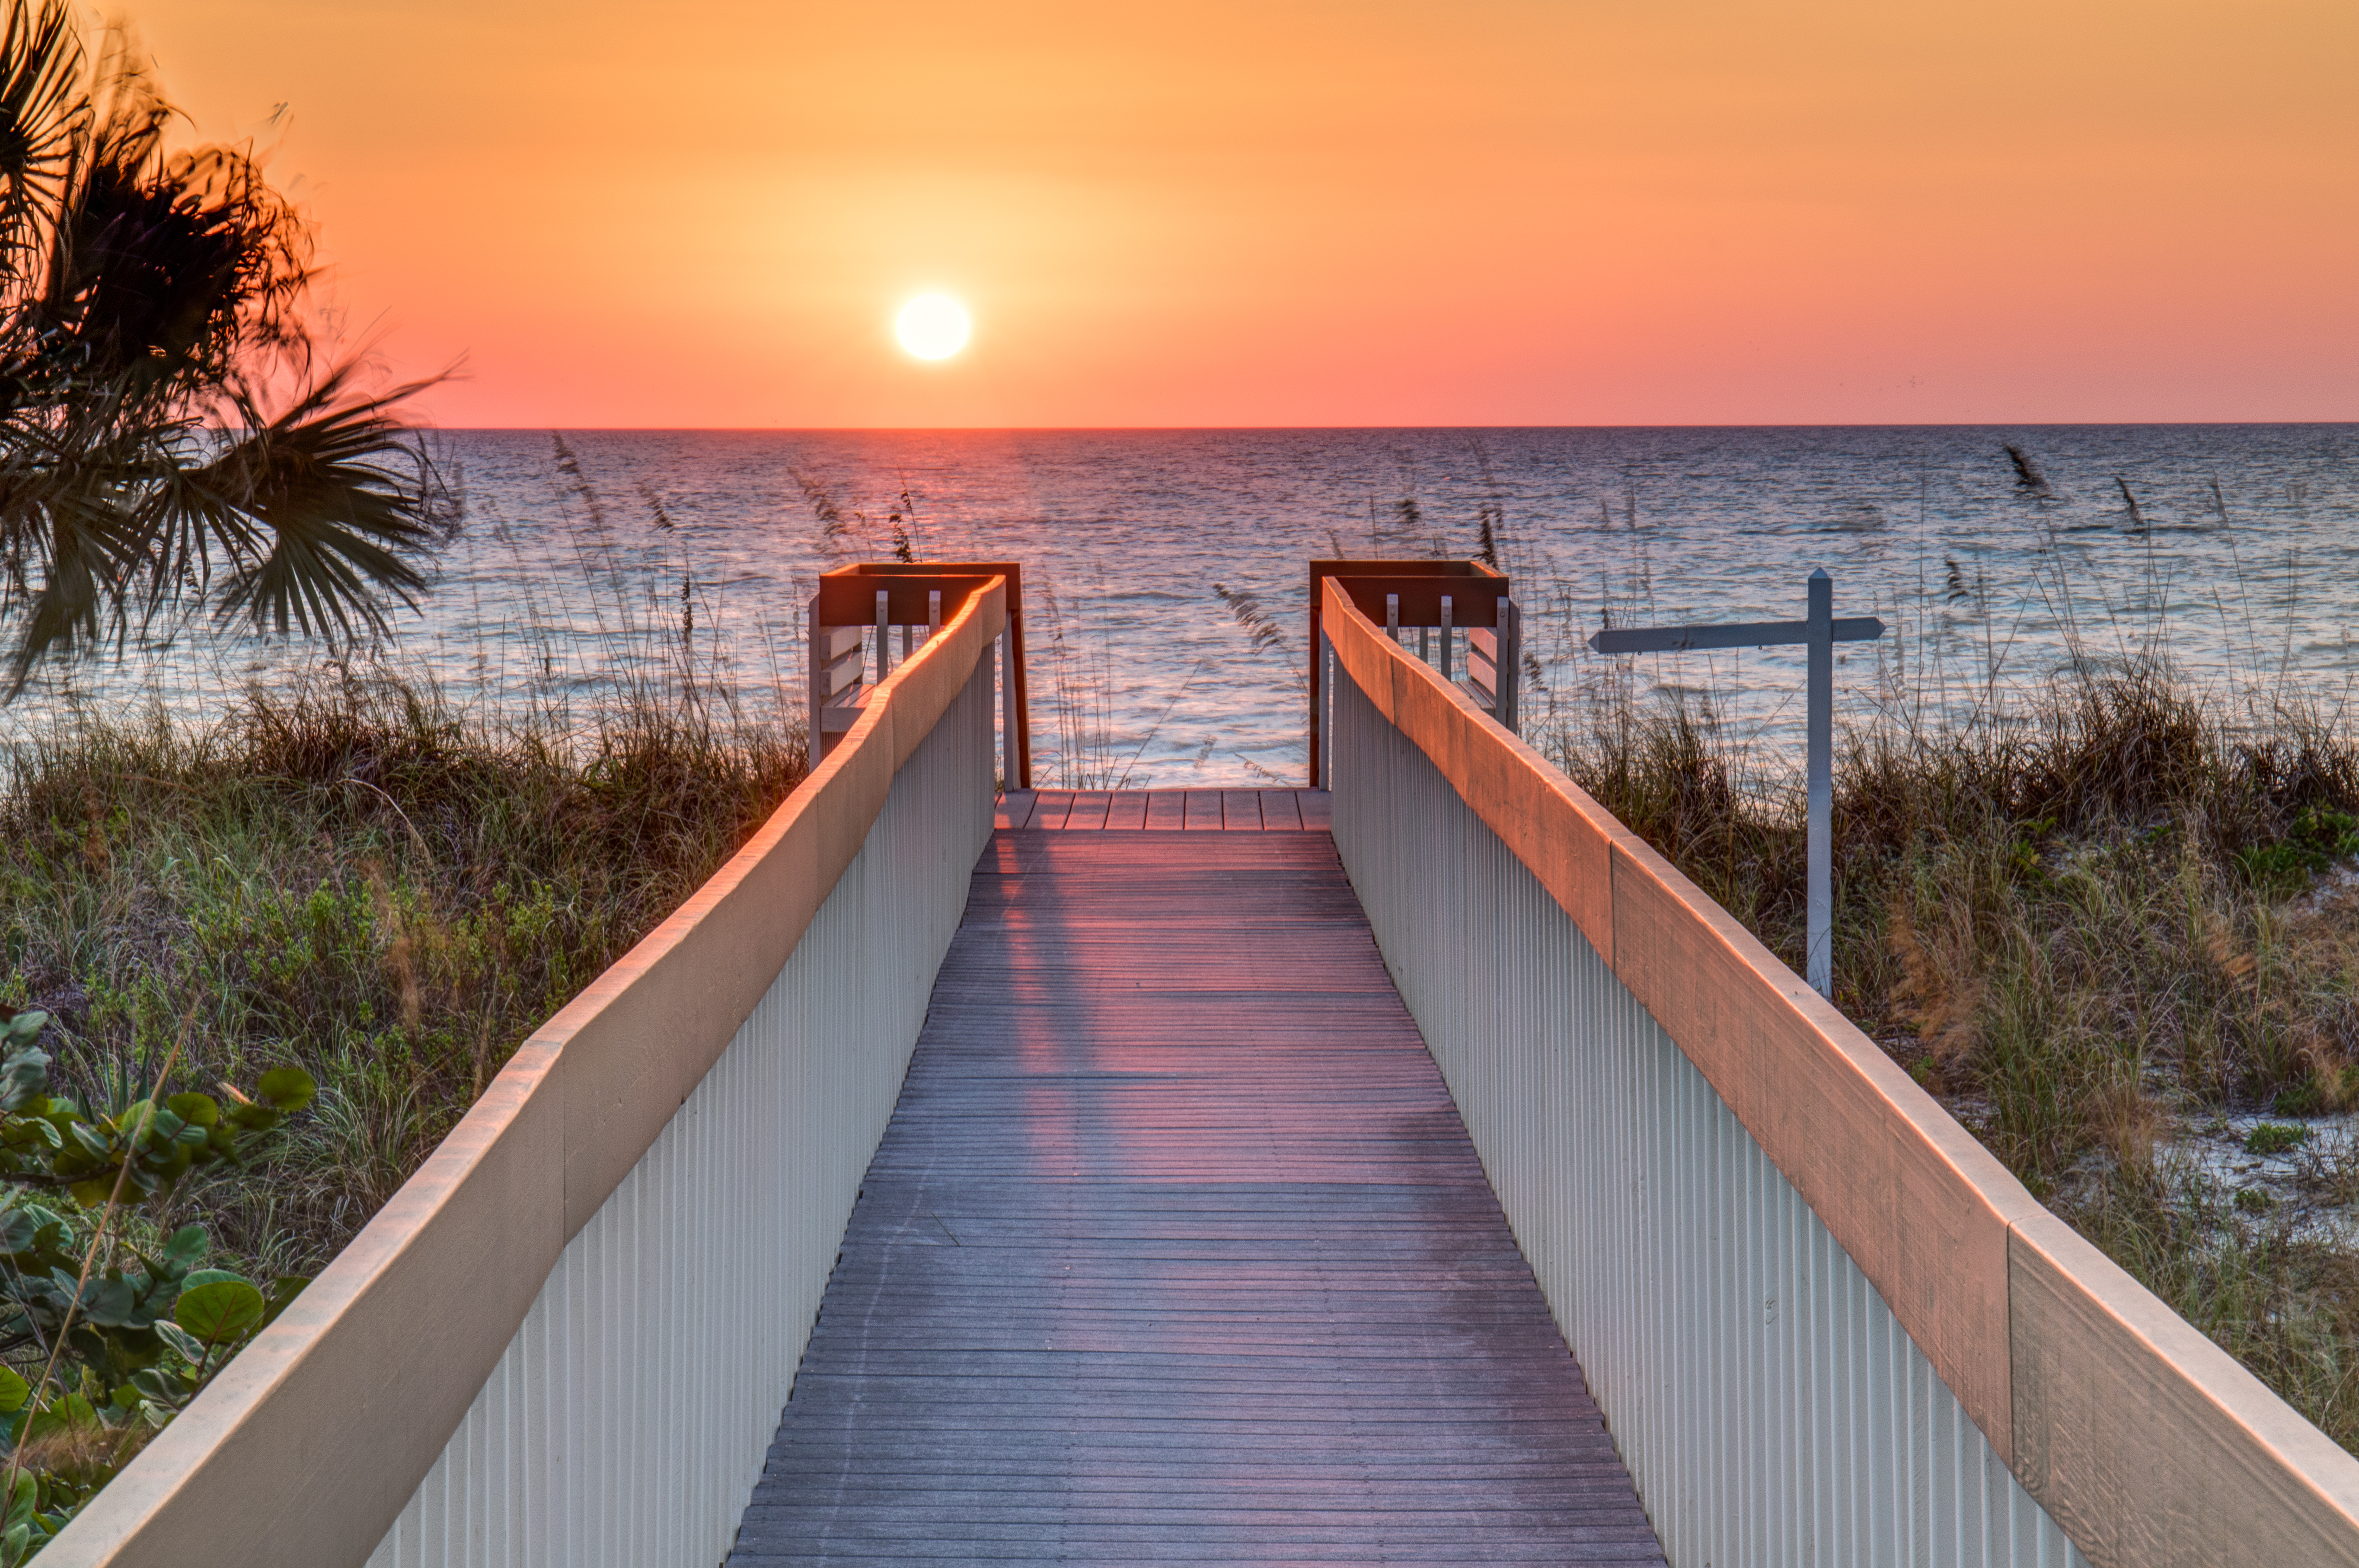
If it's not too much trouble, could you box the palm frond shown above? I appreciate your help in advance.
[0,2,451,689]
[0,1,81,263]
[197,367,446,641]
[33,129,308,399]
[0,464,149,692]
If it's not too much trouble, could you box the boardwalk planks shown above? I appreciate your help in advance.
[729,825,1664,1566]
[1002,790,1330,832]
[1062,790,1113,830]
[1258,789,1304,830]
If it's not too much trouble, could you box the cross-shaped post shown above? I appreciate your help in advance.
[1588,569,1884,998]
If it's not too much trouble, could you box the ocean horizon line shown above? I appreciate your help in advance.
[418,418,2359,436]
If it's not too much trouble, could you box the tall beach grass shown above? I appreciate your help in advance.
[0,669,806,1280]
[1534,639,2359,1447]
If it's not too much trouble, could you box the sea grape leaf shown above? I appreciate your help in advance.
[152,1320,206,1365]
[225,1101,282,1132]
[0,1207,37,1254]
[0,1029,48,1112]
[80,1275,135,1327]
[256,1067,317,1111]
[175,1278,266,1345]
[161,1224,208,1270]
[22,1393,99,1444]
[164,1093,220,1129]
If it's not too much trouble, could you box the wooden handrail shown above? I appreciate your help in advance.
[48,583,1010,1568]
[1306,558,1510,785]
[814,561,1029,786]
[1321,577,2359,1568]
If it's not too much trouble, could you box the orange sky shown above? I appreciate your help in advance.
[133,0,2359,427]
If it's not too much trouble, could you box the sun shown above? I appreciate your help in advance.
[895,293,971,360]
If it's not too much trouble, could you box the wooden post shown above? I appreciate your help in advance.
[1497,597,1520,733]
[807,594,823,766]
[1001,629,1017,790]
[1806,568,1833,998]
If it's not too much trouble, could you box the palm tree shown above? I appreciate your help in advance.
[0,1,448,694]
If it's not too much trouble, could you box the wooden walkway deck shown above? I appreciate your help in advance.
[728,799,1664,1565]
[994,788,1331,832]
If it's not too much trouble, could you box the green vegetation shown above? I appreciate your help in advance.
[0,0,447,687]
[0,671,804,1551]
[0,1007,315,1562]
[1539,656,2359,1450]
[0,673,804,1278]
[2248,1122,2311,1157]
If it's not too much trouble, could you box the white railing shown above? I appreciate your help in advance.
[48,583,1009,1568]
[1320,579,2359,1568]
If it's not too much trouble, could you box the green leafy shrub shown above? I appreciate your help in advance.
[2235,807,2359,896]
[2245,1122,2310,1157]
[0,1007,313,1562]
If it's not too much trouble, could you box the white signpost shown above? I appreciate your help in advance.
[1588,568,1884,998]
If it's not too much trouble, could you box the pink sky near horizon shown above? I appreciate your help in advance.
[132,0,2359,429]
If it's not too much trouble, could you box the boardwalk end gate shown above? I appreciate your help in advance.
[42,563,2359,1567]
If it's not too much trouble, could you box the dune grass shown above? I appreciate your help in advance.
[0,671,805,1281]
[1537,657,2359,1447]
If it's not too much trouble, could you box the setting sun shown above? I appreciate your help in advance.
[894,293,971,360]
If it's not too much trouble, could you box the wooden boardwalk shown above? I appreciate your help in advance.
[729,796,1664,1565]
[995,787,1331,832]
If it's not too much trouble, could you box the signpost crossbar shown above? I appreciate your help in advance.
[1584,570,1881,1000]
[1589,616,1883,656]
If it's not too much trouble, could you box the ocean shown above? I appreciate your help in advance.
[13,425,2358,787]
